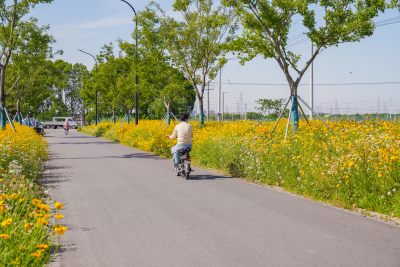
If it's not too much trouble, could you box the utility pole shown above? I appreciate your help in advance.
[244,103,247,120]
[310,41,314,120]
[78,49,98,126]
[222,91,226,121]
[218,69,222,121]
[207,83,210,122]
[121,0,139,125]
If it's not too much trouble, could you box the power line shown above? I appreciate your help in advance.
[375,16,400,26]
[285,16,400,49]
[210,81,400,86]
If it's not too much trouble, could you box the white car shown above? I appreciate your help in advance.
[64,117,78,129]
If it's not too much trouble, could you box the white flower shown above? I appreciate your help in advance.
[8,160,23,176]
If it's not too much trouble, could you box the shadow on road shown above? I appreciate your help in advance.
[189,174,233,180]
[42,153,71,189]
[53,141,116,145]
[110,153,162,160]
[52,152,162,161]
[41,167,70,189]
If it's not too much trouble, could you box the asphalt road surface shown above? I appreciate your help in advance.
[44,129,400,267]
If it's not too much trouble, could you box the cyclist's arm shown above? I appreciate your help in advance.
[167,127,178,140]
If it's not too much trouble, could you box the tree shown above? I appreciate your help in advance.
[64,63,89,117]
[256,98,287,119]
[88,43,132,123]
[6,18,55,123]
[158,0,235,126]
[223,0,391,130]
[133,8,194,125]
[0,0,53,128]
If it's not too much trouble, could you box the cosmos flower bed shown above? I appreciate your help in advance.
[0,125,67,266]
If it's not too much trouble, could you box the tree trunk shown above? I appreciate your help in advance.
[165,102,171,126]
[112,110,116,124]
[289,81,300,131]
[0,65,6,129]
[291,95,299,131]
[126,110,131,124]
[17,97,23,124]
[198,97,204,127]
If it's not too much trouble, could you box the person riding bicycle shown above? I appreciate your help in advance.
[166,113,193,171]
[64,118,70,132]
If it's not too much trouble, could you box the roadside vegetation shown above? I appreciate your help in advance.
[82,120,400,218]
[0,125,67,266]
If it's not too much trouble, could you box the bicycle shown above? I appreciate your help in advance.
[175,148,192,179]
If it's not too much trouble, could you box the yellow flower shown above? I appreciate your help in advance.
[37,244,49,249]
[1,218,12,227]
[0,234,10,239]
[36,218,48,226]
[54,214,64,220]
[31,250,42,259]
[378,173,383,178]
[54,202,64,210]
[32,199,42,205]
[54,225,68,235]
[336,184,340,188]
[24,223,33,230]
[37,203,50,212]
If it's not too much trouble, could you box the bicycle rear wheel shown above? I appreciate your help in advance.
[184,162,191,179]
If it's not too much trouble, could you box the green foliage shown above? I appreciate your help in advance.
[223,0,391,96]
[6,18,55,117]
[79,7,197,124]
[158,0,236,126]
[256,98,287,118]
[0,0,54,110]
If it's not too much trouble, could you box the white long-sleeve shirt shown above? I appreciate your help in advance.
[169,122,193,145]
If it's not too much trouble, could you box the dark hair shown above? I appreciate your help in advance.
[181,113,189,122]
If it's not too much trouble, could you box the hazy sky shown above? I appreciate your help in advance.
[30,0,400,114]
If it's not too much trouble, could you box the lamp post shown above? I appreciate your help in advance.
[310,41,314,120]
[120,0,139,125]
[78,49,98,126]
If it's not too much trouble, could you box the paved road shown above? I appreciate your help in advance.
[44,129,400,267]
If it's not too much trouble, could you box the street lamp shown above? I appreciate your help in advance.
[120,0,139,125]
[78,49,99,126]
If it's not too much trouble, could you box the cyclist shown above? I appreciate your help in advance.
[64,118,70,134]
[166,113,193,171]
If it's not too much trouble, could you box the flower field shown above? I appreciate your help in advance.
[0,125,67,266]
[82,120,400,217]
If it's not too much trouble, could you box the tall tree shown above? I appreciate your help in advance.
[158,0,235,126]
[6,18,54,122]
[64,63,89,117]
[223,0,391,129]
[133,8,194,125]
[0,0,53,128]
[91,43,131,122]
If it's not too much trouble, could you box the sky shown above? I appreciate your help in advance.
[29,0,400,115]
